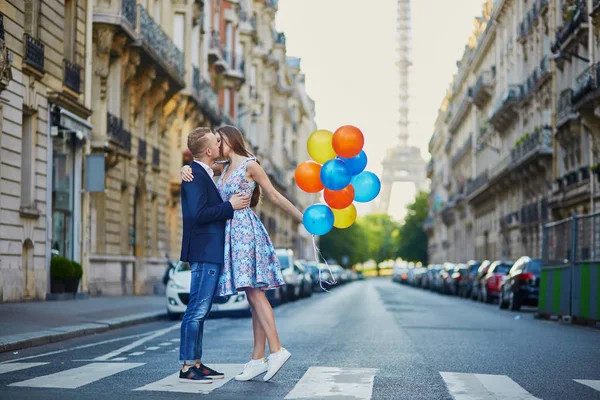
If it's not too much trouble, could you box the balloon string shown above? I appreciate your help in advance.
[311,235,336,292]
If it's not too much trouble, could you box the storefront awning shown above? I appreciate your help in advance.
[56,108,93,141]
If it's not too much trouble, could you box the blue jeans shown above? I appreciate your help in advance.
[179,262,219,365]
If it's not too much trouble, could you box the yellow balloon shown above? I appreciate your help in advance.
[332,204,357,229]
[307,129,337,164]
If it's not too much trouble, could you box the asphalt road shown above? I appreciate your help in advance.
[1,278,599,399]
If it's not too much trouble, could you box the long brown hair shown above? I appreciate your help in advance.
[216,125,261,208]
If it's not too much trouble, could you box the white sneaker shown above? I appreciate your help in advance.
[263,348,291,382]
[234,358,268,381]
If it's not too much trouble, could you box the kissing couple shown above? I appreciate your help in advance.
[177,125,304,383]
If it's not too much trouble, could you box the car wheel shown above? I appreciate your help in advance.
[167,310,181,321]
[499,292,508,309]
[509,292,521,311]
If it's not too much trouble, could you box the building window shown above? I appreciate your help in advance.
[20,113,37,211]
[224,88,231,115]
[225,22,233,64]
[174,12,185,52]
[63,0,76,61]
[151,196,159,257]
[120,186,130,255]
[191,23,200,67]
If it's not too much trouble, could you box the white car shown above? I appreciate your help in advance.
[166,261,250,319]
[275,248,302,301]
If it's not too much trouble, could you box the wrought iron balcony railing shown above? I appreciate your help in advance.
[572,63,600,105]
[510,127,552,166]
[557,89,576,127]
[551,0,587,53]
[122,0,137,28]
[489,85,520,130]
[107,113,132,152]
[138,139,147,161]
[64,60,81,93]
[467,170,489,196]
[24,34,44,73]
[139,6,185,80]
[152,147,159,168]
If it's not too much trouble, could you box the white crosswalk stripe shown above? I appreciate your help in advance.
[284,367,378,400]
[440,372,541,400]
[134,364,244,394]
[8,362,144,389]
[0,363,49,375]
[574,379,600,392]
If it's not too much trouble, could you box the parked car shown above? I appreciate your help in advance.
[438,263,456,294]
[427,265,444,291]
[471,260,492,301]
[448,264,469,295]
[329,265,345,284]
[392,265,409,284]
[294,261,314,298]
[499,256,542,311]
[298,260,321,290]
[165,261,251,320]
[458,260,482,298]
[480,260,513,303]
[276,248,302,301]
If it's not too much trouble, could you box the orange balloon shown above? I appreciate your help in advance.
[324,185,355,209]
[333,125,365,158]
[294,161,324,193]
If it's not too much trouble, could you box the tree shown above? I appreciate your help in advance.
[319,223,368,267]
[397,191,429,263]
[359,214,401,265]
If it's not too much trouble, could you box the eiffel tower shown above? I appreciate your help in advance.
[375,0,426,215]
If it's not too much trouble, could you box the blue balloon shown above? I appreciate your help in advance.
[351,171,381,202]
[320,159,352,190]
[338,151,368,176]
[303,204,335,236]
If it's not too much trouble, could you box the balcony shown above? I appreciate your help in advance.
[538,55,551,83]
[472,69,495,108]
[450,136,472,167]
[63,60,81,93]
[489,85,520,131]
[572,63,600,110]
[198,76,221,124]
[551,1,588,54]
[467,170,489,196]
[426,159,434,178]
[238,10,256,36]
[106,113,132,152]
[138,7,185,82]
[138,138,147,162]
[510,127,552,168]
[556,89,578,129]
[519,3,539,40]
[23,34,45,74]
[448,89,472,134]
[208,31,225,67]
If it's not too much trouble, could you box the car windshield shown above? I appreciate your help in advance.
[527,260,542,273]
[494,264,512,274]
[277,255,290,269]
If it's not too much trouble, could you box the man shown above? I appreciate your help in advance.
[179,127,250,383]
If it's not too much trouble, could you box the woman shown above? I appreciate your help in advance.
[181,125,303,382]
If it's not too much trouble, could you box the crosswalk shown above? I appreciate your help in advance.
[1,361,599,398]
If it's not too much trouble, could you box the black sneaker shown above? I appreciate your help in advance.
[179,366,213,383]
[197,364,225,379]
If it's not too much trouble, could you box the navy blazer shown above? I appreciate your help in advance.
[180,161,234,265]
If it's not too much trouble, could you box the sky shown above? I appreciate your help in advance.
[276,0,485,221]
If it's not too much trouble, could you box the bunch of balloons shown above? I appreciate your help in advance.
[295,125,381,236]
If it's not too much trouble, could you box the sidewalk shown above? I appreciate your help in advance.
[0,296,167,353]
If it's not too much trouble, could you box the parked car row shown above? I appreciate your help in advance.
[165,248,361,319]
[392,256,542,311]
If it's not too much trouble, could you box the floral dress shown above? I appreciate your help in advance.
[216,157,285,296]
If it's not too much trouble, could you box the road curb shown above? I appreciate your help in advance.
[0,311,168,353]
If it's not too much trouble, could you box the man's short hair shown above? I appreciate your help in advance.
[187,127,212,158]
